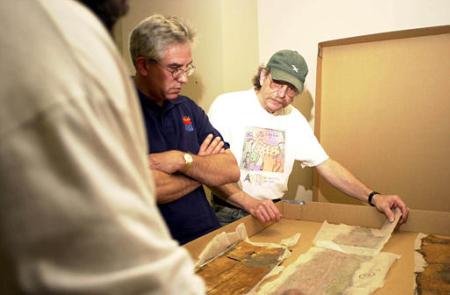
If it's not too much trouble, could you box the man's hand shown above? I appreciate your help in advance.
[249,199,282,223]
[198,133,225,156]
[148,151,184,174]
[240,194,282,223]
[315,159,410,225]
[373,194,409,224]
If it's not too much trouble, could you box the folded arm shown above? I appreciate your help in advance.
[151,169,201,204]
[150,150,239,187]
[149,134,239,203]
[315,158,409,224]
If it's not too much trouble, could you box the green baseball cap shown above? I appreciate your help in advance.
[267,50,308,92]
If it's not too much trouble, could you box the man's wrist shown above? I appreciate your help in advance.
[182,152,193,171]
[368,191,380,207]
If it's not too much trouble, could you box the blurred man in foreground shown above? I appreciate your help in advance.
[0,0,204,293]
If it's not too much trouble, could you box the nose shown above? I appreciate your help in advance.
[277,85,289,97]
[175,71,189,84]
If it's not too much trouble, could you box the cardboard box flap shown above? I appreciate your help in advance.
[281,201,385,228]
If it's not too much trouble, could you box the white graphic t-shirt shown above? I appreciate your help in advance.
[209,89,329,200]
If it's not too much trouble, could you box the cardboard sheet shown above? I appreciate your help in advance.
[184,202,450,295]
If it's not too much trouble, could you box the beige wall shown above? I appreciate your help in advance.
[114,0,258,110]
[258,0,450,202]
[315,28,450,211]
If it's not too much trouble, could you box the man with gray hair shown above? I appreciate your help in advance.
[129,14,241,244]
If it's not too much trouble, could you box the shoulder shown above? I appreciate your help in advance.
[282,107,315,133]
[286,106,308,122]
[211,89,254,108]
[215,89,254,102]
[175,95,202,110]
[174,95,208,117]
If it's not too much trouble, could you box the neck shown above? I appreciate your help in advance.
[134,76,165,106]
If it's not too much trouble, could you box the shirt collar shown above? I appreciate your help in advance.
[135,87,188,113]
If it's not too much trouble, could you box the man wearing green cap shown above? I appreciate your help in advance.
[208,49,409,226]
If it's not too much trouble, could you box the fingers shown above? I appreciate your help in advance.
[383,207,395,223]
[254,208,270,223]
[198,134,225,155]
[393,198,409,224]
[251,200,282,223]
[209,137,224,154]
[400,207,409,224]
[377,194,409,224]
[198,134,213,155]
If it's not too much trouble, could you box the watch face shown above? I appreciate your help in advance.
[184,153,193,165]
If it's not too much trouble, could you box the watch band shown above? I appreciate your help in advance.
[368,191,380,207]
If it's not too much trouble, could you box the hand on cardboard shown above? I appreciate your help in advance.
[198,133,225,155]
[247,198,282,224]
[373,194,409,224]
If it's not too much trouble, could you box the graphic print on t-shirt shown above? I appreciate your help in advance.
[240,127,285,173]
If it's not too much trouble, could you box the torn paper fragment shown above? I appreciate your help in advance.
[196,223,248,268]
[313,209,401,256]
[414,233,450,295]
[197,240,288,295]
[257,247,399,295]
[195,224,301,295]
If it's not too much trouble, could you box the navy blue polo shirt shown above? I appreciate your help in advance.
[138,89,227,244]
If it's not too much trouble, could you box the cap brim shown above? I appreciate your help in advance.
[270,68,304,93]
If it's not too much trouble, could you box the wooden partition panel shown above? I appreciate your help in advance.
[314,26,450,211]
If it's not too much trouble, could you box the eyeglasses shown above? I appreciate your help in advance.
[148,58,195,79]
[268,76,298,98]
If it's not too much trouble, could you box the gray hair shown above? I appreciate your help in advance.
[129,14,195,65]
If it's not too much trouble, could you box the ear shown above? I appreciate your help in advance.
[135,56,149,76]
[260,69,268,85]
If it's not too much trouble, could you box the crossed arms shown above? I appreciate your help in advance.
[149,134,239,204]
[149,134,281,223]
[149,135,409,225]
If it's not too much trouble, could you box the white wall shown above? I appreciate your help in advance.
[257,0,450,201]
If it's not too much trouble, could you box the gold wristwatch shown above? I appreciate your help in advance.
[183,153,193,170]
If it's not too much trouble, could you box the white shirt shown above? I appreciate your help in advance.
[0,0,204,293]
[209,89,328,199]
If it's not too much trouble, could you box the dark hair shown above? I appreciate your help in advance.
[77,0,129,32]
[251,66,270,90]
